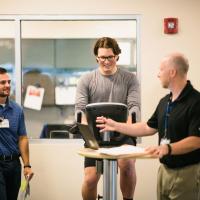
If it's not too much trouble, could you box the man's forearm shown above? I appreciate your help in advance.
[114,121,156,137]
[170,136,200,155]
[18,136,30,166]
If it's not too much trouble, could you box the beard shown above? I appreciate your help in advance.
[161,79,170,89]
[162,84,168,89]
[0,90,10,98]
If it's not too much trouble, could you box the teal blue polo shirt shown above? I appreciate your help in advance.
[0,98,27,156]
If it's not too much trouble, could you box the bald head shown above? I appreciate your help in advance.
[163,52,189,77]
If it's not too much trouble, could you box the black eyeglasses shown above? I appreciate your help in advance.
[97,55,116,62]
[0,80,11,85]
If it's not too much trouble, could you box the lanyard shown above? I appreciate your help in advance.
[164,100,174,138]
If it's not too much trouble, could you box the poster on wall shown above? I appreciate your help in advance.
[24,85,45,110]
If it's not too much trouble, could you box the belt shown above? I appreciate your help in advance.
[0,154,19,162]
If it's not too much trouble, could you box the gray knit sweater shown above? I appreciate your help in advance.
[75,67,140,117]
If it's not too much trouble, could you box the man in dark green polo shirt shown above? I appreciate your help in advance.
[97,52,200,200]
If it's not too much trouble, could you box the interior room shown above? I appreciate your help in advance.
[0,0,200,199]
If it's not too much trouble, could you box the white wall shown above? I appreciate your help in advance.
[29,140,85,200]
[1,0,200,199]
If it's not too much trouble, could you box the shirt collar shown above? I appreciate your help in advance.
[3,97,12,109]
[168,80,193,102]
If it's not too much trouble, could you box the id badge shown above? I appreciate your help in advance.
[0,119,10,128]
[160,138,170,145]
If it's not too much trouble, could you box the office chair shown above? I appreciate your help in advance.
[40,124,71,138]
[49,130,70,139]
[40,123,82,139]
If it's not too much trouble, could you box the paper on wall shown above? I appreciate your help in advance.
[24,85,45,111]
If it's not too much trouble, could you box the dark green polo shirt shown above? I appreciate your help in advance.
[147,81,200,168]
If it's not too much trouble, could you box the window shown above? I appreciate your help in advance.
[0,16,140,139]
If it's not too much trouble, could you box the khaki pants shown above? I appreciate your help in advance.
[157,163,200,200]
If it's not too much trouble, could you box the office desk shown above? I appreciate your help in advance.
[78,147,155,200]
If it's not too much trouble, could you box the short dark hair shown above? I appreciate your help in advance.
[93,37,121,56]
[0,67,7,74]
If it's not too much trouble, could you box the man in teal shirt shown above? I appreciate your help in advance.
[0,67,33,200]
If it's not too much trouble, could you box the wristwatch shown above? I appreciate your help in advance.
[24,164,32,168]
[166,144,172,155]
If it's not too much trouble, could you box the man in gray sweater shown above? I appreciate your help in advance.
[75,37,140,200]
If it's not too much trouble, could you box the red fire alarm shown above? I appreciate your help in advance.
[164,18,178,34]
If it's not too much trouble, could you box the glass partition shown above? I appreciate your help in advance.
[0,21,15,99]
[0,16,139,139]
